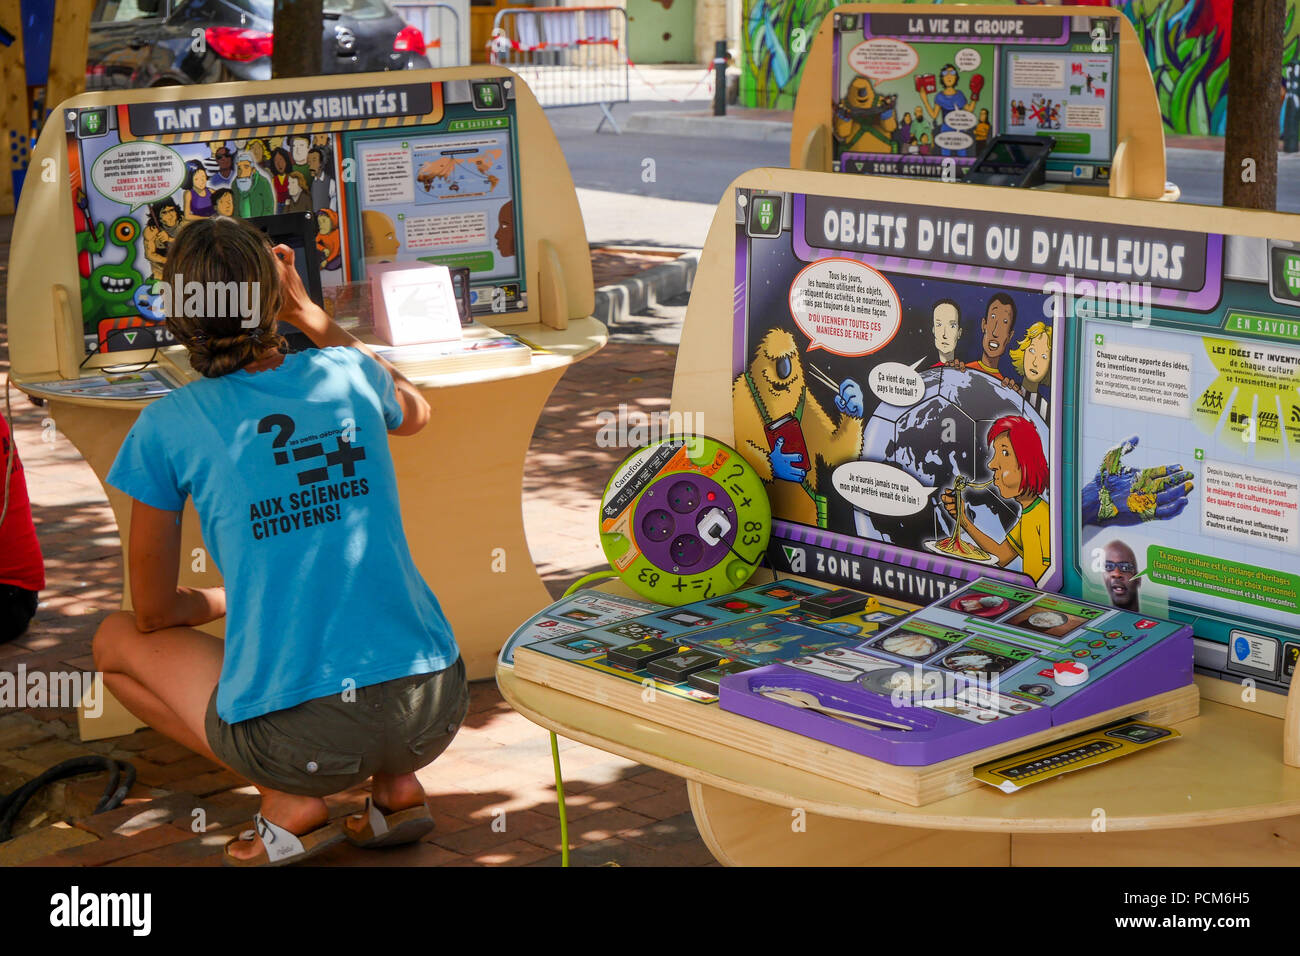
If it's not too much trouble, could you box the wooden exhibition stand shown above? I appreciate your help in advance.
[789,4,1174,201]
[497,166,1300,865]
[6,67,604,739]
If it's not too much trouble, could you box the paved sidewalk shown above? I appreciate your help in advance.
[0,215,712,867]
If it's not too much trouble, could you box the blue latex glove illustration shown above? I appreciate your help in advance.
[1080,435,1195,527]
[770,436,808,483]
[834,378,864,418]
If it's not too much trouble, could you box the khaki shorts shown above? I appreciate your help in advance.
[205,658,468,797]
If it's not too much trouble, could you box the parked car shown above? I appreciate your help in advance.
[87,0,431,89]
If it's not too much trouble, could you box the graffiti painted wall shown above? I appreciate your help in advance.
[741,0,1300,139]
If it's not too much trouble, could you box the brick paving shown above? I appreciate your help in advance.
[0,212,713,867]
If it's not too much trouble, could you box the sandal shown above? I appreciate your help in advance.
[344,797,435,848]
[222,812,344,867]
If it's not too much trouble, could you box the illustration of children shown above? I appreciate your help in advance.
[212,188,235,217]
[1008,321,1052,418]
[942,415,1050,581]
[948,292,1019,388]
[182,160,215,220]
[315,208,341,270]
[918,133,932,155]
[974,108,991,149]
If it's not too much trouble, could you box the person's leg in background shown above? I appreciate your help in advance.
[0,583,38,644]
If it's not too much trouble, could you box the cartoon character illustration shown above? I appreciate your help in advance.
[494,201,515,258]
[316,208,341,270]
[942,415,1050,582]
[307,146,336,211]
[232,151,275,218]
[1081,436,1195,527]
[1103,540,1141,612]
[1008,321,1052,418]
[143,198,181,280]
[833,76,899,153]
[212,188,235,218]
[288,135,311,180]
[269,146,294,211]
[183,160,215,220]
[283,171,312,215]
[974,108,991,148]
[930,299,963,366]
[74,188,106,284]
[362,209,401,261]
[734,328,864,528]
[948,292,1018,386]
[920,64,982,156]
[80,215,153,346]
[209,144,236,188]
[893,112,914,152]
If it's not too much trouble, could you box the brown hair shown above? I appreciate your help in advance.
[161,216,285,378]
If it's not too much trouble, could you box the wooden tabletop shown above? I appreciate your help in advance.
[499,664,1300,833]
[14,316,609,407]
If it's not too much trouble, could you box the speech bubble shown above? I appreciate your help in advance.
[91,141,187,212]
[789,257,901,356]
[934,130,974,151]
[868,359,926,407]
[848,38,919,82]
[955,47,981,72]
[833,461,939,517]
[944,109,977,131]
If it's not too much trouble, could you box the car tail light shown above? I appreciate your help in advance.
[205,26,273,62]
[393,25,426,56]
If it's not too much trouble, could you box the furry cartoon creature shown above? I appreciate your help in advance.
[733,329,864,528]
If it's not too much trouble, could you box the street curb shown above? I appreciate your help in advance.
[624,111,791,143]
[594,251,700,325]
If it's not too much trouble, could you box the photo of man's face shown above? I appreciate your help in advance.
[1104,540,1141,611]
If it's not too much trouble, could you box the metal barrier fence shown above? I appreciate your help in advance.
[489,6,629,133]
[392,1,466,68]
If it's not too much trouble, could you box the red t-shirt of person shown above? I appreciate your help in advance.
[0,415,46,592]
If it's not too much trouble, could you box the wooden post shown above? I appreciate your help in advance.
[271,0,324,79]
[1222,0,1285,210]
[0,5,27,216]
[47,1,95,114]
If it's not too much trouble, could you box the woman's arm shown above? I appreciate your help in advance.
[270,244,431,437]
[128,500,226,633]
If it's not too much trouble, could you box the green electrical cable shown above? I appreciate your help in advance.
[551,571,619,868]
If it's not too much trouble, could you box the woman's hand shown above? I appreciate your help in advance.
[270,243,331,342]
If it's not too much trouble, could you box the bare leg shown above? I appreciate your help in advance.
[93,611,329,860]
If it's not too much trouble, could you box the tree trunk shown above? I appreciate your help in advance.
[271,0,323,79]
[1222,0,1284,210]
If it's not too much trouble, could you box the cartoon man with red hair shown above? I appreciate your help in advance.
[942,415,1050,582]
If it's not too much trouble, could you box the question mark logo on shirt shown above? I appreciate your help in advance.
[258,414,295,465]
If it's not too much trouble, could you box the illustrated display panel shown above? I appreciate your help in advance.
[830,11,1118,183]
[734,188,1065,606]
[1065,235,1300,694]
[67,78,526,353]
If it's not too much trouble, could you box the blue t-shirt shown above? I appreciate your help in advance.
[107,347,457,723]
